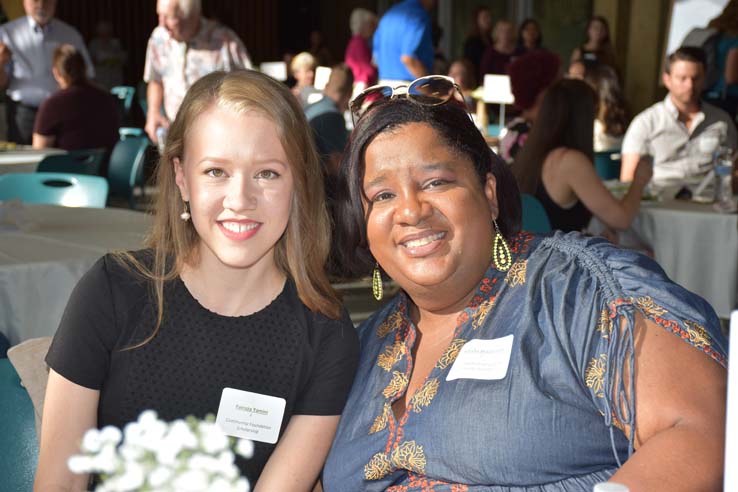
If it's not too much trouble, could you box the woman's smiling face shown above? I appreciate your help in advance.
[362,122,498,305]
[174,105,294,272]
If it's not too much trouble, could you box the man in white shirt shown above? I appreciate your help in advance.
[143,0,252,144]
[0,0,94,144]
[621,47,737,195]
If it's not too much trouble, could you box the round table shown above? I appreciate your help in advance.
[591,199,738,319]
[0,147,66,175]
[0,204,151,344]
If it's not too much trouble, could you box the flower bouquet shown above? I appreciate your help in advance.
[68,410,253,492]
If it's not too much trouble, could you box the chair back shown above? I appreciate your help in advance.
[36,148,106,176]
[111,85,135,113]
[521,193,552,233]
[0,172,109,208]
[594,151,622,181]
[0,358,38,492]
[118,127,145,140]
[107,136,151,208]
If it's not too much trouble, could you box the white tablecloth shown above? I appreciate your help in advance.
[0,204,151,344]
[0,147,66,175]
[592,200,738,319]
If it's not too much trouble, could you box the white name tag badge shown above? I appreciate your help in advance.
[446,335,514,381]
[215,388,286,444]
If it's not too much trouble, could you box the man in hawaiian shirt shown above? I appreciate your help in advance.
[143,0,252,144]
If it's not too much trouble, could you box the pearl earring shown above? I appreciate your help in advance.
[180,201,191,221]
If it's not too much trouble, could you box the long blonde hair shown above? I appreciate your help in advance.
[119,70,341,347]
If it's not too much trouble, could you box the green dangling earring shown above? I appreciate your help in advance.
[492,220,512,272]
[372,263,384,301]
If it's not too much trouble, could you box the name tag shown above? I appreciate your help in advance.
[446,335,514,381]
[215,388,286,444]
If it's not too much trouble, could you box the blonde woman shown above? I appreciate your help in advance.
[34,70,359,491]
[290,51,321,107]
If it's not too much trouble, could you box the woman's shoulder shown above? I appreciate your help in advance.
[546,147,591,173]
[529,233,716,316]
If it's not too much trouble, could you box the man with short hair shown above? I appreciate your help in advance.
[372,0,435,84]
[621,46,737,194]
[143,0,252,144]
[304,64,354,186]
[0,0,94,144]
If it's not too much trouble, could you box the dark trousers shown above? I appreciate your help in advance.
[6,100,38,145]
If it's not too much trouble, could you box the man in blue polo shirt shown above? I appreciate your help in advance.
[373,0,435,83]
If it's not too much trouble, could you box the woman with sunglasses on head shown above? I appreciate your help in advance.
[35,70,359,491]
[321,76,727,491]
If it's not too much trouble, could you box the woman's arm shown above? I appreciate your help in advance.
[557,149,651,230]
[32,133,55,149]
[569,47,582,66]
[254,415,340,492]
[609,313,726,491]
[34,369,99,492]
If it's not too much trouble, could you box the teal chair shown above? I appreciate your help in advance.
[521,193,552,233]
[111,85,136,118]
[37,148,106,176]
[0,358,38,491]
[594,151,622,181]
[0,172,109,208]
[107,136,151,208]
[119,127,145,140]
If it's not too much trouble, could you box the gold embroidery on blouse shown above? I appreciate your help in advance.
[382,371,409,399]
[471,299,495,330]
[390,440,427,474]
[376,310,404,338]
[377,341,405,372]
[597,308,613,339]
[436,338,467,369]
[684,320,712,350]
[505,260,527,287]
[585,353,608,398]
[368,402,390,434]
[364,452,391,480]
[410,378,440,413]
[634,296,667,317]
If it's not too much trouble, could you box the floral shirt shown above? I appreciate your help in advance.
[143,18,252,120]
[323,232,727,492]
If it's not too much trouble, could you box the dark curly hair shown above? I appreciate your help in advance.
[330,97,521,279]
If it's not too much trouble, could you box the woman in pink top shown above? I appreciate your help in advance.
[345,8,377,90]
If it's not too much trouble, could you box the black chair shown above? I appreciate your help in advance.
[36,148,107,176]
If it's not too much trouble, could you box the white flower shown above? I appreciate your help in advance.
[123,411,168,451]
[235,477,251,492]
[235,439,254,459]
[105,461,145,492]
[198,421,229,454]
[67,411,250,492]
[209,477,235,492]
[99,426,123,446]
[91,443,119,474]
[171,469,210,491]
[67,455,93,474]
[148,466,174,488]
[80,428,103,453]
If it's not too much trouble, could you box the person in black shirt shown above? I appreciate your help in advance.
[36,70,359,491]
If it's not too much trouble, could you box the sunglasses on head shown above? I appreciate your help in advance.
[349,75,468,126]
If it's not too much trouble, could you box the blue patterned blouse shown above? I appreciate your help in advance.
[323,231,727,492]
